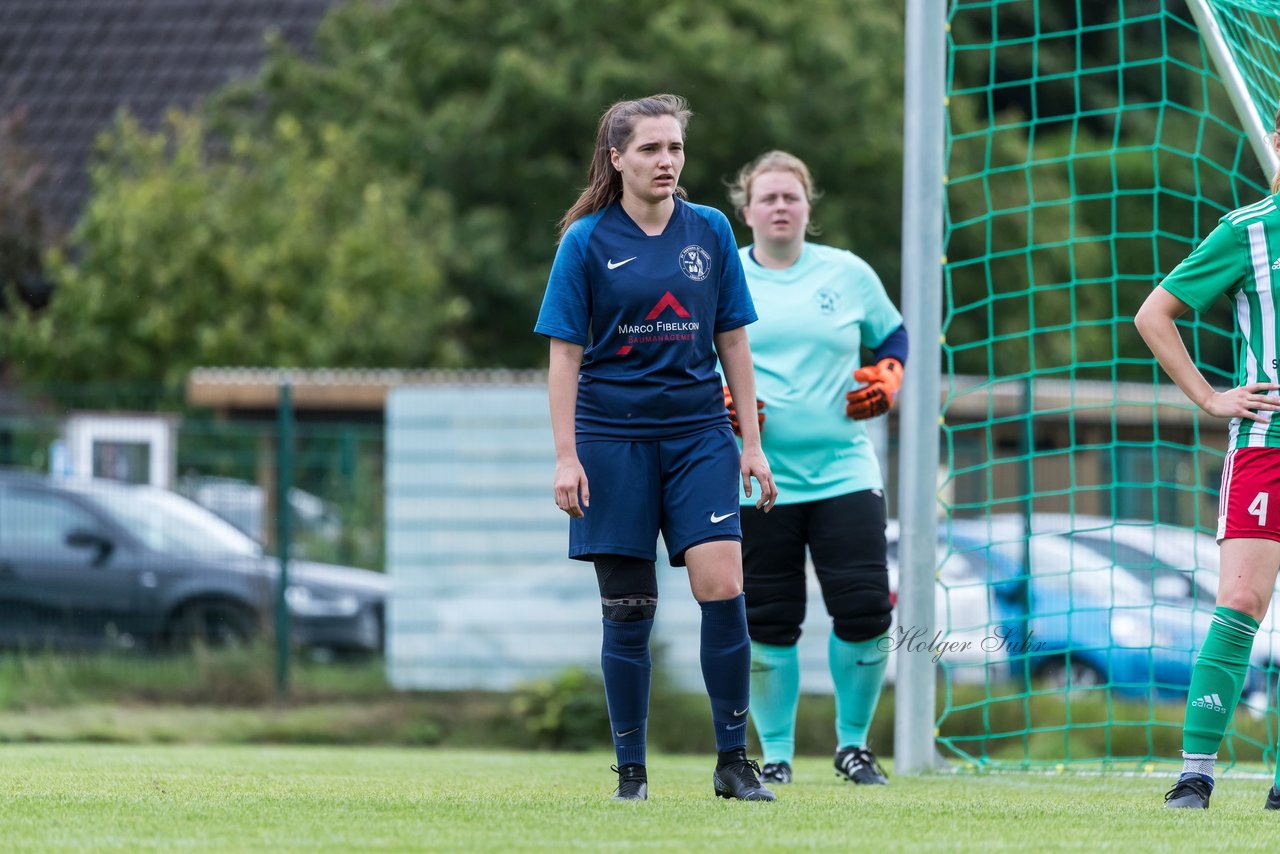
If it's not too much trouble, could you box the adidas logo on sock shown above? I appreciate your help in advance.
[1190,693,1226,714]
[1272,256,1280,270]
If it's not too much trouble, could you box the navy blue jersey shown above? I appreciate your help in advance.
[535,198,757,439]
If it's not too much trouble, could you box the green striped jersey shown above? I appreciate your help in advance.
[1160,194,1280,448]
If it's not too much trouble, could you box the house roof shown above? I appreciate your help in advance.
[0,0,335,231]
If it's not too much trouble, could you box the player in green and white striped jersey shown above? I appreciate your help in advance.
[1136,117,1280,810]
[1152,195,1280,448]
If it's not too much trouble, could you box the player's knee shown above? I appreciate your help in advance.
[594,555,658,621]
[694,576,742,602]
[833,611,893,644]
[822,573,892,642]
[1216,590,1268,623]
[829,589,893,643]
[602,595,658,622]
[746,596,805,646]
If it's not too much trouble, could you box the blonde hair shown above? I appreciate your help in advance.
[557,94,692,239]
[728,150,822,235]
[1272,105,1280,194]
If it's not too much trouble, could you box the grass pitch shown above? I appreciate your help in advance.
[0,745,1277,851]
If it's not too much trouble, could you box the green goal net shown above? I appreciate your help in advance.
[936,0,1280,771]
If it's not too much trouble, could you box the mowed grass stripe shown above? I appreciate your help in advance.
[0,745,1277,851]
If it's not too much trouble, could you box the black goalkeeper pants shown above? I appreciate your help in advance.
[740,489,891,646]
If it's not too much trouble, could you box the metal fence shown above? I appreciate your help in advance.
[0,381,386,694]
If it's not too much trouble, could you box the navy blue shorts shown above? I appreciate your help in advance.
[569,425,742,567]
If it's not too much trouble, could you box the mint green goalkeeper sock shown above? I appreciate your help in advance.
[830,631,890,749]
[1182,606,1258,760]
[749,641,800,765]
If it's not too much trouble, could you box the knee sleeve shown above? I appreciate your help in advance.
[594,555,658,622]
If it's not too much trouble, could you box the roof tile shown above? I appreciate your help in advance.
[0,0,334,231]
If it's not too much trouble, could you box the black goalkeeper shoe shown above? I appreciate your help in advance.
[611,764,647,801]
[1265,785,1280,811]
[1163,774,1212,809]
[834,746,889,785]
[713,749,776,801]
[761,761,793,785]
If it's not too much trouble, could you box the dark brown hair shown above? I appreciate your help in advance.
[557,94,692,238]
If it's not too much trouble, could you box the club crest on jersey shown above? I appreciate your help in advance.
[679,245,711,281]
[813,288,841,315]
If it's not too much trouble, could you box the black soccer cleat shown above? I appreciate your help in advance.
[1163,774,1212,809]
[760,761,793,785]
[834,745,888,785]
[611,764,647,801]
[1265,785,1280,811]
[713,749,776,801]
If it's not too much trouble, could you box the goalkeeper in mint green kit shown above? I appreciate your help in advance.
[725,151,905,786]
[1136,107,1280,811]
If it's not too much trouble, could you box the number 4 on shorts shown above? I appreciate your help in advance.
[1249,491,1269,526]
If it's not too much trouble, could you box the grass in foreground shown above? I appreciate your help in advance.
[1,746,1280,852]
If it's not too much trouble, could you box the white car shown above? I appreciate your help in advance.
[961,514,1278,699]
[1044,514,1278,708]
[178,475,341,547]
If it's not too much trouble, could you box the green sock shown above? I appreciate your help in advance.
[829,631,890,749]
[1183,606,1258,759]
[748,641,800,765]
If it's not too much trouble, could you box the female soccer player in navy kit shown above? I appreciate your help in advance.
[1136,110,1280,811]
[725,151,905,787]
[534,94,778,802]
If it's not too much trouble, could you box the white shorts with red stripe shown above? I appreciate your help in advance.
[1217,447,1280,543]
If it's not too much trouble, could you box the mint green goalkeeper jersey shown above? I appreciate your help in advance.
[738,243,903,504]
[1160,194,1280,449]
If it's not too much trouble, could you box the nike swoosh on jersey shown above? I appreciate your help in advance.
[710,511,737,523]
[607,256,637,270]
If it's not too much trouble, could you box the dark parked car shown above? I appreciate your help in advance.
[0,470,387,653]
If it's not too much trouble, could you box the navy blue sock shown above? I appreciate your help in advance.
[699,594,751,753]
[601,617,653,767]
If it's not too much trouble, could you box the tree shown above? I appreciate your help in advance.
[3,111,463,390]
[6,0,1225,384]
[0,108,57,319]
[209,0,908,368]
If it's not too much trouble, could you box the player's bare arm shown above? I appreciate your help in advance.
[715,326,778,511]
[548,338,589,517]
[1135,285,1279,422]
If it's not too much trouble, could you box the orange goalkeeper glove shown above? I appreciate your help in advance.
[724,385,765,435]
[844,358,903,420]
